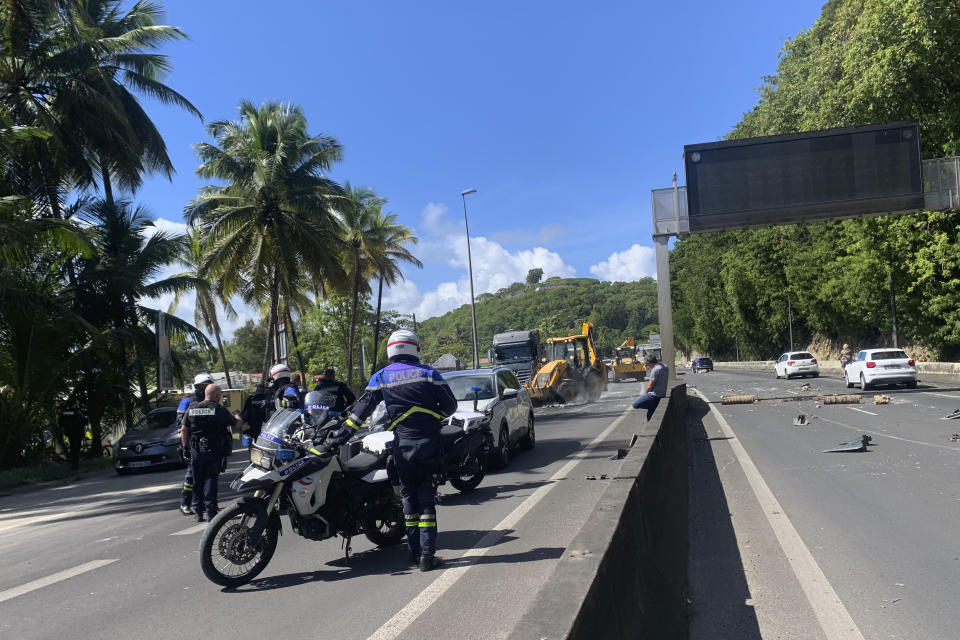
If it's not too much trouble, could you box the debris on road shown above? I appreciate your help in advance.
[949,434,959,442]
[799,383,811,391]
[793,414,809,426]
[823,435,873,453]
[942,409,960,420]
[874,394,891,405]
[719,393,861,405]
[821,394,862,405]
[721,394,758,405]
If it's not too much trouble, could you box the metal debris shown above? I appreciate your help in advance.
[823,434,873,453]
[874,394,891,405]
[950,434,960,442]
[793,414,809,426]
[585,474,608,480]
[943,409,960,420]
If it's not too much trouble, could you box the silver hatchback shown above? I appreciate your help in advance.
[114,407,185,473]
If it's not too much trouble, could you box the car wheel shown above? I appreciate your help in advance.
[844,372,854,389]
[490,425,509,470]
[519,413,535,450]
[812,373,820,378]
[860,374,871,391]
[774,368,780,379]
[906,380,917,389]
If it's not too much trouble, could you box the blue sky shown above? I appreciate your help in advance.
[139,0,825,334]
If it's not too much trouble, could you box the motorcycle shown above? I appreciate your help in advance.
[436,386,492,492]
[199,394,404,587]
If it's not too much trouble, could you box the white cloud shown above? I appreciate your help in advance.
[383,203,576,319]
[142,216,188,239]
[589,244,656,282]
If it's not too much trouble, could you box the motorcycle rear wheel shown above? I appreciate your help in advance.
[200,502,279,588]
[450,451,487,492]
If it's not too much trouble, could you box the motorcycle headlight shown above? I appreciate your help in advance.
[250,448,273,469]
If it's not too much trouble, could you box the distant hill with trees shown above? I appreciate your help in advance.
[418,275,659,364]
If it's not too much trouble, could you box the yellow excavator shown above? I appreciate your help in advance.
[609,337,646,383]
[524,323,608,406]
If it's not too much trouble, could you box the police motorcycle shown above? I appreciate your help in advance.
[199,391,404,587]
[436,386,492,493]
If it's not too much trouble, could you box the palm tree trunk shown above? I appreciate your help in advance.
[371,275,384,377]
[215,331,233,389]
[347,250,361,387]
[262,269,281,382]
[286,310,306,377]
[101,156,114,205]
[126,296,150,410]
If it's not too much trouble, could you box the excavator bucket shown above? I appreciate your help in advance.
[526,386,560,407]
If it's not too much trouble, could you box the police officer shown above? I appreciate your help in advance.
[59,401,88,470]
[313,367,356,413]
[177,372,213,516]
[266,363,302,415]
[180,384,236,522]
[240,383,269,444]
[324,329,457,572]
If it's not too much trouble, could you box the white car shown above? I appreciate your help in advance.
[844,348,917,390]
[774,351,820,379]
[442,367,535,470]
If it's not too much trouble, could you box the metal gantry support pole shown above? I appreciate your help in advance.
[654,234,676,380]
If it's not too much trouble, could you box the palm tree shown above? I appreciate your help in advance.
[169,227,236,388]
[367,212,422,376]
[186,100,346,381]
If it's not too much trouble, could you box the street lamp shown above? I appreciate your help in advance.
[460,188,480,369]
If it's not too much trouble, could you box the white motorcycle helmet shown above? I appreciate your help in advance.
[386,329,421,362]
[193,372,213,386]
[269,363,291,382]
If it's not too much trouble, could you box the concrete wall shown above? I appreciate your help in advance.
[510,385,690,640]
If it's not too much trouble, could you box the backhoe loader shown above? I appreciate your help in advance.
[524,323,607,406]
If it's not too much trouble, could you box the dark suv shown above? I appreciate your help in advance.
[692,357,713,373]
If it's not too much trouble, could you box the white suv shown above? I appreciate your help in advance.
[844,348,917,390]
[442,368,535,470]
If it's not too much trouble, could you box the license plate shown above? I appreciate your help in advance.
[883,365,901,369]
[128,461,151,468]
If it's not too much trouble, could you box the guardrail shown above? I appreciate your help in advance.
[704,360,960,382]
[510,385,690,640]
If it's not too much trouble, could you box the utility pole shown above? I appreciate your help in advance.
[888,244,899,347]
[787,296,794,351]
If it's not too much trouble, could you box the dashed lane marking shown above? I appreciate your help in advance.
[0,559,117,604]
[847,407,878,416]
[693,388,866,640]
[367,403,634,640]
[929,392,960,400]
[170,523,209,536]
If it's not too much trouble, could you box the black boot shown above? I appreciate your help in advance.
[419,554,443,572]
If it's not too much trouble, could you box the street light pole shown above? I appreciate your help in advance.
[460,188,480,369]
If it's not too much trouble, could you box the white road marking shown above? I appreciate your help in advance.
[368,404,634,640]
[694,389,866,640]
[847,407,878,416]
[171,523,208,536]
[0,559,117,604]
[0,511,80,533]
[929,392,960,400]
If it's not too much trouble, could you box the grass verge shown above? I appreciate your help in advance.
[0,456,114,493]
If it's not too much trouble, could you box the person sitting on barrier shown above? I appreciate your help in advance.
[631,354,669,420]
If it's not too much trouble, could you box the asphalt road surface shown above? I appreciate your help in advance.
[685,368,960,640]
[0,384,645,640]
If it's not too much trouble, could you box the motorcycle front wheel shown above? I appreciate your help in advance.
[450,451,487,492]
[200,502,279,587]
[363,502,405,546]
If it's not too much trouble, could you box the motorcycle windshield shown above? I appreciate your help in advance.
[304,389,338,426]
[255,409,301,450]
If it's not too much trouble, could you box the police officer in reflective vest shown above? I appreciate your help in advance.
[59,401,88,470]
[325,329,457,571]
[180,384,236,522]
[177,372,213,516]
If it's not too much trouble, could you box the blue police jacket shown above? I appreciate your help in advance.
[343,359,457,441]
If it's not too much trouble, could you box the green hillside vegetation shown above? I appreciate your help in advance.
[418,277,659,364]
[671,0,960,361]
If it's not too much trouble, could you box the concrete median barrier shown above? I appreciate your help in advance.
[509,385,689,640]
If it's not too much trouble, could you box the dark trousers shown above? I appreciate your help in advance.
[66,428,83,470]
[189,450,220,515]
[179,464,194,507]
[632,392,662,421]
[395,437,439,557]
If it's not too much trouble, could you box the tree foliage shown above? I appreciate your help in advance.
[671,0,960,360]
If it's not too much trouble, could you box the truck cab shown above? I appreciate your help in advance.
[491,330,540,384]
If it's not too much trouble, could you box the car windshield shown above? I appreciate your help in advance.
[444,375,496,401]
[494,343,536,361]
[130,411,175,431]
[791,352,814,360]
[872,350,909,360]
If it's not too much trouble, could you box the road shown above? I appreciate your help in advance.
[0,384,643,640]
[685,368,960,640]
